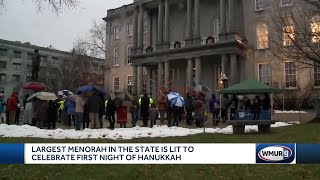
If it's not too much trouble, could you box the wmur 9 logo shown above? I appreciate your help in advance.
[256,144,296,164]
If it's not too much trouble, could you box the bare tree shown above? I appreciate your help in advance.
[0,0,79,15]
[269,0,320,69]
[73,20,106,58]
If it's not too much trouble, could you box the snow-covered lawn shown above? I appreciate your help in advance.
[275,110,307,113]
[0,122,296,140]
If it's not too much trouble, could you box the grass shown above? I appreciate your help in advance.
[0,123,320,180]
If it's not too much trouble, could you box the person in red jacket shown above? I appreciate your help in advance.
[7,92,17,125]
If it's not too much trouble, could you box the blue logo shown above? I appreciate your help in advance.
[256,144,295,164]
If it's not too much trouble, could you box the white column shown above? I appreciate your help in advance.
[137,65,143,95]
[187,58,193,92]
[133,6,139,52]
[133,65,138,96]
[157,0,164,47]
[164,0,170,48]
[186,0,192,39]
[230,54,237,86]
[194,0,200,38]
[228,0,236,33]
[138,5,144,53]
[195,57,201,86]
[220,0,226,33]
[164,61,170,90]
[221,54,227,75]
[158,62,164,90]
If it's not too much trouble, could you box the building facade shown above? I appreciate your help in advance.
[0,39,104,100]
[104,0,320,99]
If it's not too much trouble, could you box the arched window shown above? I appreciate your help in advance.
[311,15,320,43]
[256,22,269,49]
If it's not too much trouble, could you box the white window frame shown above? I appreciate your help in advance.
[13,63,21,70]
[0,73,6,81]
[256,22,269,49]
[113,27,120,39]
[113,76,120,92]
[258,63,271,85]
[114,48,119,66]
[127,22,133,36]
[314,66,320,87]
[284,61,297,89]
[13,51,21,59]
[281,0,293,7]
[282,24,295,47]
[255,0,266,11]
[127,46,132,65]
[127,75,133,93]
[311,15,320,43]
[52,57,58,64]
[12,75,20,82]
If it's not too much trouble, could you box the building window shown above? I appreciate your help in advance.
[311,15,320,43]
[212,17,220,42]
[256,22,269,49]
[283,18,294,46]
[0,61,6,68]
[114,27,120,39]
[114,48,119,66]
[127,46,132,64]
[13,63,21,70]
[258,63,271,85]
[0,73,6,81]
[14,51,21,59]
[12,75,20,82]
[41,56,48,62]
[285,62,297,88]
[0,49,7,56]
[314,66,320,87]
[281,0,293,7]
[144,12,149,33]
[127,22,133,36]
[27,53,33,60]
[255,0,266,11]
[52,57,58,64]
[127,75,133,94]
[113,76,120,92]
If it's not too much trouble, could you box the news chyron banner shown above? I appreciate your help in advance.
[0,143,319,164]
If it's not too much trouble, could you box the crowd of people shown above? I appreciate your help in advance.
[0,89,272,130]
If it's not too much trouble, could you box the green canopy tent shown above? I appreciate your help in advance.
[220,79,283,94]
[219,79,283,121]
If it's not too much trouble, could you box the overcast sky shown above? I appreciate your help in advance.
[0,0,132,51]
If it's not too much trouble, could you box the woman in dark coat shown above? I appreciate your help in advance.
[83,103,90,129]
[47,100,59,129]
[106,98,116,129]
[140,94,150,127]
[251,96,262,120]
[35,99,49,129]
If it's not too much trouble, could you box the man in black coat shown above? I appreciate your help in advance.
[86,93,102,129]
[140,93,150,127]
[106,98,116,129]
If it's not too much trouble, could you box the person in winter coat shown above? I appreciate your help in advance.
[0,93,5,123]
[140,93,150,127]
[35,99,49,129]
[220,94,229,123]
[106,98,116,129]
[64,98,76,127]
[86,93,102,129]
[15,99,21,125]
[185,93,194,126]
[75,94,86,130]
[23,100,33,125]
[193,97,205,128]
[47,100,59,129]
[230,95,238,120]
[130,98,139,127]
[252,96,261,120]
[116,105,127,128]
[83,103,90,129]
[98,93,105,128]
[262,93,271,110]
[166,96,173,127]
[209,94,219,125]
[7,92,17,125]
[172,105,183,127]
[149,103,159,128]
[157,92,166,125]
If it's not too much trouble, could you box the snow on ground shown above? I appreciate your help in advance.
[0,122,295,140]
[275,110,307,113]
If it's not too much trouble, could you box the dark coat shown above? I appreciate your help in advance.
[48,101,59,121]
[106,99,116,114]
[149,107,159,121]
[185,96,194,112]
[140,96,150,118]
[35,100,49,121]
[86,95,102,113]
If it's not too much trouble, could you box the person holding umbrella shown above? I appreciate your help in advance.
[64,97,76,127]
[75,93,86,131]
[47,100,59,129]
[86,92,102,129]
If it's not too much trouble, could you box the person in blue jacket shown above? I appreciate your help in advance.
[64,98,76,127]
